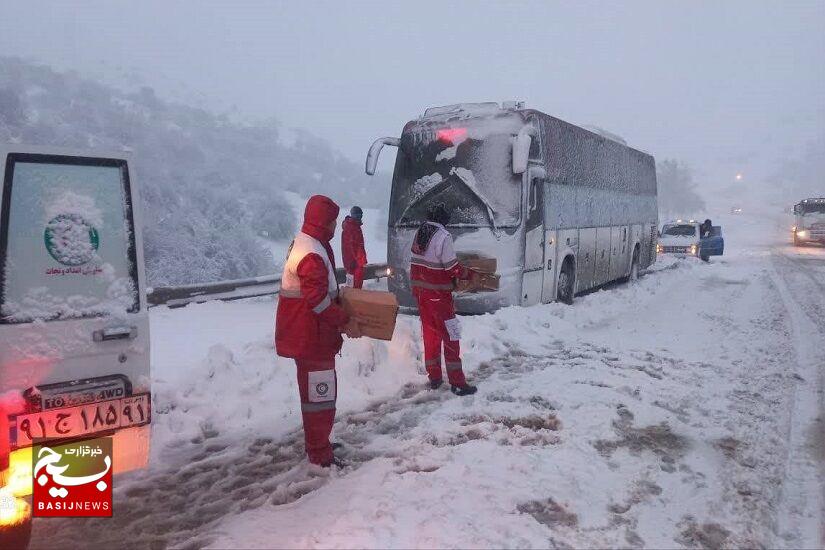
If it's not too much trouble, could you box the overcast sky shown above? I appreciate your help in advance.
[1,1,823,186]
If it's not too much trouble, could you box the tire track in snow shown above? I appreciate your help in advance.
[768,250,825,548]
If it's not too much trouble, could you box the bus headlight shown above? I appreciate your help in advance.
[656,244,663,254]
[797,230,808,238]
[690,244,698,255]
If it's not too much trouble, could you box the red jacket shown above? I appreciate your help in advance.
[341,216,367,274]
[275,195,350,360]
[410,222,469,300]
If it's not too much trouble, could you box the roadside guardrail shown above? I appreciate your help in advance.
[147,263,392,308]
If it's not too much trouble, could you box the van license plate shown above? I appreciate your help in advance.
[13,393,151,448]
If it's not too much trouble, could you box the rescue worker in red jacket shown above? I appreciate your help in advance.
[410,203,478,396]
[341,206,368,289]
[275,195,360,467]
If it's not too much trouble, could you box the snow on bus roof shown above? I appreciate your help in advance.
[422,102,502,118]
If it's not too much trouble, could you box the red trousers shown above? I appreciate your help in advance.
[416,293,467,386]
[295,358,337,465]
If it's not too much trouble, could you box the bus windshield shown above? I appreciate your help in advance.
[389,129,522,228]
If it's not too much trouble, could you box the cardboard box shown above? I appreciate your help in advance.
[340,287,399,341]
[455,271,500,293]
[456,253,499,293]
[457,253,497,274]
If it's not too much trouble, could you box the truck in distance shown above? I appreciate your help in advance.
[792,198,825,246]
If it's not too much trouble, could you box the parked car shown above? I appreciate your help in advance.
[657,220,724,262]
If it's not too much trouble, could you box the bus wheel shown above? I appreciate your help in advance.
[557,261,574,305]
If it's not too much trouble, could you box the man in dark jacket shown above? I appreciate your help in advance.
[700,219,713,238]
[341,206,368,288]
[275,195,360,467]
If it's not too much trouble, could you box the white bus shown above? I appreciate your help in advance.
[0,147,151,513]
[366,102,658,313]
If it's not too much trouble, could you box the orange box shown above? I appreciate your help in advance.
[456,253,499,293]
[340,288,399,341]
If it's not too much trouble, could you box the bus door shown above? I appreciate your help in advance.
[522,175,544,305]
[542,182,574,302]
[609,226,627,280]
[0,150,151,490]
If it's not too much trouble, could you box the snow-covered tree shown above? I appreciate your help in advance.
[656,159,706,219]
[0,56,386,285]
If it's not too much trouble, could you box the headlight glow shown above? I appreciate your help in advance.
[656,244,663,253]
[797,230,808,238]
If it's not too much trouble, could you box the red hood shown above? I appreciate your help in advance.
[302,195,340,242]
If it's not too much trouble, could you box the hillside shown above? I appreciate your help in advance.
[0,57,388,285]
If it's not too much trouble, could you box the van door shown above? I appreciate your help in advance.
[0,150,150,483]
[700,226,725,257]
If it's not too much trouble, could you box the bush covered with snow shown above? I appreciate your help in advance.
[0,57,387,285]
[656,159,706,219]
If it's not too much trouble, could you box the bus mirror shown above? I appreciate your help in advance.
[528,166,546,183]
[365,137,400,175]
[512,126,535,175]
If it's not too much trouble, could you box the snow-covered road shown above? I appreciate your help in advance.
[30,216,823,549]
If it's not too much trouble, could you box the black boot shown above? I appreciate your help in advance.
[451,383,477,396]
[429,379,444,390]
[320,455,346,469]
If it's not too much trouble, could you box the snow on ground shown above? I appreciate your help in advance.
[30,211,823,549]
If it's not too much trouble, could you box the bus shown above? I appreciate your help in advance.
[0,146,151,539]
[792,198,825,246]
[365,102,658,313]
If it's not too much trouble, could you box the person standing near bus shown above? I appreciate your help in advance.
[409,203,478,396]
[341,206,368,288]
[275,195,361,467]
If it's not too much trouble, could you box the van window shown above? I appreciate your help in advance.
[0,154,139,323]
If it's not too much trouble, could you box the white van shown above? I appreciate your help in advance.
[0,146,151,500]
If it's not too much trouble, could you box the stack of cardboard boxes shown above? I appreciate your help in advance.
[455,253,500,293]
